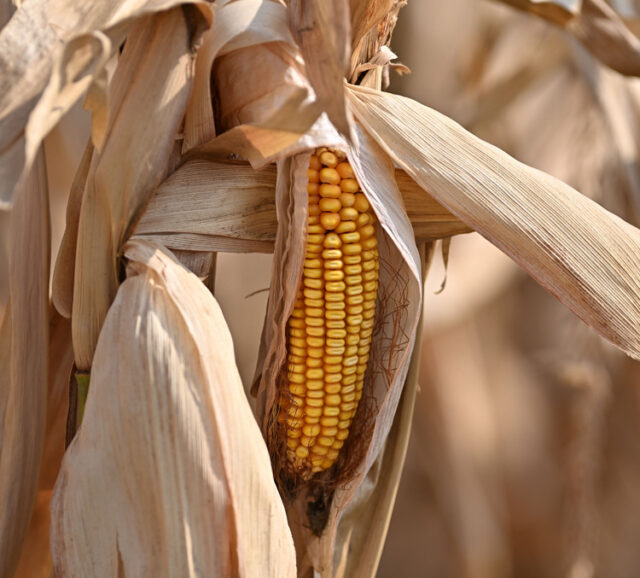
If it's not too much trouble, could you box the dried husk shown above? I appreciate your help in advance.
[183,0,295,151]
[132,157,470,254]
[0,149,50,578]
[0,0,213,209]
[51,239,296,577]
[333,242,434,578]
[70,7,205,371]
[288,0,353,138]
[348,84,640,360]
[15,312,73,578]
[492,0,640,76]
[252,132,423,575]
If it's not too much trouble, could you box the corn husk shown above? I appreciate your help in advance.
[68,7,206,371]
[492,0,640,76]
[0,0,213,209]
[51,239,296,577]
[132,157,470,254]
[15,311,73,578]
[0,149,50,578]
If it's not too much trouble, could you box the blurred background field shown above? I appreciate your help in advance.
[4,1,640,576]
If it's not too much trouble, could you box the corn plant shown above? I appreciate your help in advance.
[2,0,640,576]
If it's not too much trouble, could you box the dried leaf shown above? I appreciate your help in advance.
[0,149,50,578]
[133,158,469,252]
[51,239,296,576]
[289,0,353,138]
[334,242,434,578]
[348,85,640,360]
[493,0,640,76]
[184,0,295,151]
[71,8,201,371]
[0,0,212,208]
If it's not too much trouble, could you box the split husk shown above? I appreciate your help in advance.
[51,239,296,576]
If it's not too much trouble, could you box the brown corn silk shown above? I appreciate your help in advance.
[274,148,380,481]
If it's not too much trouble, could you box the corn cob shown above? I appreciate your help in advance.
[280,148,379,478]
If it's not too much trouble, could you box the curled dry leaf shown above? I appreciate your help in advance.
[69,7,205,371]
[0,149,49,578]
[0,0,213,208]
[492,0,640,76]
[348,84,640,361]
[51,239,296,577]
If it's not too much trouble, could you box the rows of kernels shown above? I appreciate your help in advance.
[282,148,380,476]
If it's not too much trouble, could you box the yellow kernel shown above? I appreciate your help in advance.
[325,292,344,302]
[338,419,351,429]
[304,288,323,300]
[343,356,358,367]
[347,315,364,327]
[356,213,370,227]
[307,398,324,408]
[363,309,375,320]
[326,346,346,356]
[320,213,341,230]
[362,250,376,261]
[362,319,375,329]
[343,366,357,376]
[302,423,321,437]
[324,270,344,282]
[323,233,342,249]
[311,445,329,456]
[307,380,324,390]
[322,426,339,437]
[346,285,363,296]
[287,438,299,450]
[307,407,323,417]
[321,459,335,469]
[326,310,346,321]
[344,345,358,357]
[326,338,345,347]
[327,329,347,338]
[326,449,340,460]
[339,192,356,207]
[308,216,320,225]
[364,290,377,301]
[325,302,345,311]
[319,151,339,167]
[326,321,345,330]
[340,207,358,221]
[346,325,360,334]
[305,307,323,318]
[325,260,343,270]
[364,281,378,292]
[344,264,362,275]
[304,278,323,289]
[336,161,354,178]
[345,275,363,286]
[307,336,325,348]
[335,221,357,234]
[309,204,321,216]
[289,384,306,396]
[325,373,342,384]
[343,243,362,255]
[340,179,359,194]
[307,390,324,399]
[319,183,341,198]
[308,347,324,358]
[326,281,346,292]
[288,373,305,384]
[305,298,323,308]
[308,182,319,195]
[343,255,361,264]
[308,169,320,183]
[324,384,342,394]
[354,193,370,212]
[307,326,325,336]
[345,334,360,345]
[332,440,344,450]
[289,318,305,329]
[303,268,322,280]
[289,328,306,338]
[324,355,343,364]
[307,234,325,245]
[362,237,378,250]
[359,224,375,239]
[321,416,339,427]
[288,406,303,418]
[324,406,340,417]
[320,167,341,185]
[317,436,334,447]
[341,232,360,244]
[309,155,322,171]
[319,198,341,213]
[307,317,324,328]
[324,364,342,373]
[325,394,342,406]
[341,402,357,412]
[300,436,314,448]
[347,304,364,315]
[362,260,376,271]
[289,346,306,357]
[322,249,342,259]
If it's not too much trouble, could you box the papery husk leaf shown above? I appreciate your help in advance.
[51,239,296,577]
[493,0,640,76]
[51,141,93,319]
[184,0,295,151]
[0,0,212,209]
[349,85,640,361]
[14,312,73,578]
[253,137,422,575]
[0,149,50,578]
[133,157,469,252]
[288,0,353,138]
[334,242,434,578]
[71,8,201,371]
[349,0,395,53]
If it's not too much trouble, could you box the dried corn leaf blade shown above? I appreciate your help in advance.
[71,8,201,371]
[52,239,296,577]
[0,0,212,208]
[349,0,396,53]
[14,312,73,578]
[132,157,469,252]
[184,0,294,151]
[253,140,422,575]
[493,0,640,76]
[349,85,640,360]
[334,242,434,578]
[0,149,50,578]
[288,0,352,138]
